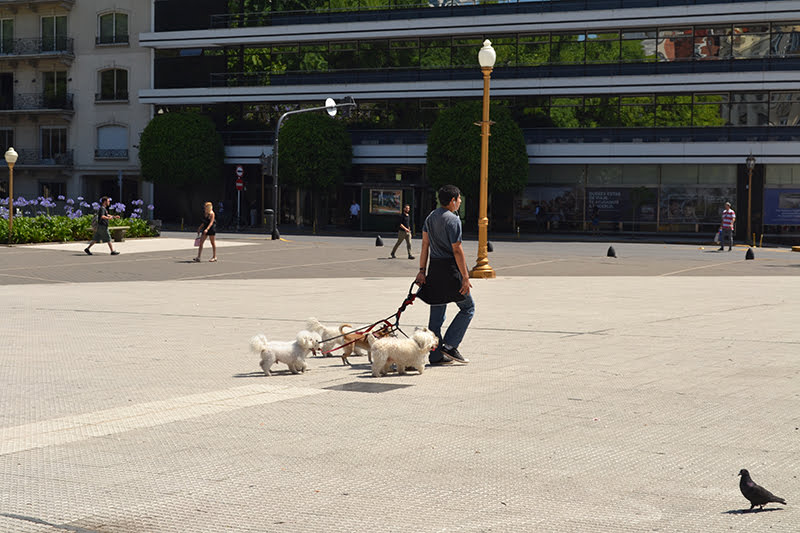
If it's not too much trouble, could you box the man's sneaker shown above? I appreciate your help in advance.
[408,255,415,259]
[429,359,454,367]
[441,345,469,364]
[84,248,92,255]
[110,250,120,255]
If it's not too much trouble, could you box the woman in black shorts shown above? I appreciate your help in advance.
[194,201,218,262]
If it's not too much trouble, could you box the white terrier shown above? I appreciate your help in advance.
[306,317,344,356]
[368,327,438,377]
[250,330,321,376]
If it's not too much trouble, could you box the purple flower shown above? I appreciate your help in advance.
[92,202,100,210]
[66,198,74,205]
[130,213,140,219]
[147,204,154,211]
[80,201,90,208]
[57,195,65,200]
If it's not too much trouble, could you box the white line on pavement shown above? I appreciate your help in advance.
[0,384,328,456]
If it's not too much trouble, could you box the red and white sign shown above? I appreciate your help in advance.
[235,165,244,178]
[235,178,244,191]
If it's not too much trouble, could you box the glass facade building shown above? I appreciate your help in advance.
[140,0,800,237]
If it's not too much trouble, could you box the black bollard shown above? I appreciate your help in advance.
[607,245,617,258]
[375,235,384,247]
[271,227,280,240]
[487,241,494,252]
[745,247,754,260]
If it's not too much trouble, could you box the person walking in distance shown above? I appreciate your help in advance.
[349,200,361,230]
[390,204,415,259]
[719,201,736,251]
[194,201,218,262]
[415,185,473,366]
[84,196,120,256]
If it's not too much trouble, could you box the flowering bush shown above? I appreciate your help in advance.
[0,196,157,244]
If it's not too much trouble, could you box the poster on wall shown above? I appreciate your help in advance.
[369,189,402,215]
[659,187,735,224]
[586,187,657,223]
[764,188,800,225]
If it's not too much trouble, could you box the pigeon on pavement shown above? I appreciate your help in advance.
[738,469,786,511]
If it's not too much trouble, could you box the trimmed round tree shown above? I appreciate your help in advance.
[139,112,225,188]
[426,101,528,204]
[278,112,352,225]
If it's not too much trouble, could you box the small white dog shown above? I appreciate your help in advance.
[306,317,343,356]
[250,330,321,376]
[368,327,438,377]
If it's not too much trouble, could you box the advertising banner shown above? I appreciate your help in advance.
[659,187,735,224]
[586,187,657,223]
[764,188,800,225]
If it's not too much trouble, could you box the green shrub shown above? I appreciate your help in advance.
[0,215,158,244]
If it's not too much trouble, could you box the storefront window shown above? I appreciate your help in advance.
[587,165,623,185]
[765,165,800,185]
[519,34,549,66]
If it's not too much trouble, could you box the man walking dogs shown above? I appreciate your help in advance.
[719,201,736,251]
[85,197,120,256]
[390,204,415,259]
[415,185,474,366]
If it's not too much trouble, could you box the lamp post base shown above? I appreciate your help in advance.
[469,265,496,279]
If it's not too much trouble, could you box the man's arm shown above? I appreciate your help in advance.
[415,231,430,285]
[452,241,472,295]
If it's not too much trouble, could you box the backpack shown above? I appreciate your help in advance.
[90,212,98,232]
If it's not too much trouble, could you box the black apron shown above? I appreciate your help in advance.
[416,257,465,305]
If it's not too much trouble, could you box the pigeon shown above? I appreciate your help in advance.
[738,469,786,511]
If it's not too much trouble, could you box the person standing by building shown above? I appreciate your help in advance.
[84,196,120,256]
[349,200,361,230]
[390,204,415,259]
[414,185,473,366]
[719,201,736,251]
[194,201,218,262]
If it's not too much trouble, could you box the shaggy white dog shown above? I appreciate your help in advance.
[250,330,321,376]
[306,317,344,356]
[368,327,438,377]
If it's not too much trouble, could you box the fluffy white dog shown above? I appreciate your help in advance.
[368,327,438,377]
[250,330,321,376]
[306,317,344,356]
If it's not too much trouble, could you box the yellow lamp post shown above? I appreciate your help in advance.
[4,146,17,245]
[746,153,755,245]
[469,39,497,279]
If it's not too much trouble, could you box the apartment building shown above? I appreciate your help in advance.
[0,0,152,209]
[139,0,800,237]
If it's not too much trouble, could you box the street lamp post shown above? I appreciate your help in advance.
[271,97,356,240]
[4,147,17,245]
[746,153,756,245]
[259,151,270,228]
[469,40,496,279]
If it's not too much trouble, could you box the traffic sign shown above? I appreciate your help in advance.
[235,178,244,191]
[235,165,244,178]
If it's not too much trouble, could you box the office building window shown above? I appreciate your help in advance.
[0,19,13,54]
[0,128,12,149]
[98,69,128,101]
[98,12,129,45]
[43,71,67,108]
[96,124,128,159]
[41,127,67,162]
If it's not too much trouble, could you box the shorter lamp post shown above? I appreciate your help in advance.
[746,153,756,245]
[259,150,271,227]
[4,146,17,245]
[469,39,496,279]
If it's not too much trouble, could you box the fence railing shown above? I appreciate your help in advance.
[13,149,74,166]
[94,149,129,160]
[0,93,75,111]
[0,37,74,56]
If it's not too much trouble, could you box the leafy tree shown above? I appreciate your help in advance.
[278,112,352,225]
[426,100,528,210]
[139,111,225,187]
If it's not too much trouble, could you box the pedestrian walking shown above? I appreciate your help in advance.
[194,201,218,262]
[415,185,474,366]
[84,196,120,256]
[390,204,415,259]
[719,201,735,251]
[349,200,360,230]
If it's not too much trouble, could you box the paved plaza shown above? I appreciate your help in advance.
[1,233,798,532]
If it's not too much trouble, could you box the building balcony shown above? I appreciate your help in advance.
[13,149,74,167]
[0,93,74,112]
[94,149,129,160]
[0,0,74,10]
[0,37,74,59]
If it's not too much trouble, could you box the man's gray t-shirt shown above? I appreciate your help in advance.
[422,207,462,259]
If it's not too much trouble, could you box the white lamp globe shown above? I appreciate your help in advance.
[478,39,496,68]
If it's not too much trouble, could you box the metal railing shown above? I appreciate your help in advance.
[14,149,74,166]
[95,34,129,45]
[95,91,129,102]
[204,0,758,30]
[0,93,75,111]
[94,149,129,160]
[0,37,74,56]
